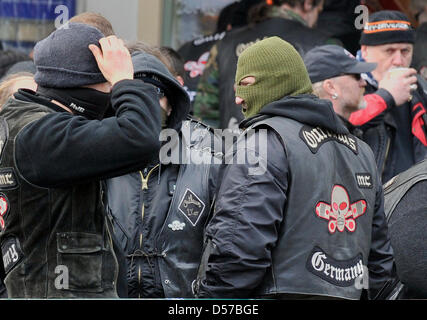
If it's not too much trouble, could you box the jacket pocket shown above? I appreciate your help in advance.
[56,232,103,293]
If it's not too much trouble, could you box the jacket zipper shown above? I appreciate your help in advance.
[137,164,160,298]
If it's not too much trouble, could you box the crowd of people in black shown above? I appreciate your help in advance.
[0,0,426,299]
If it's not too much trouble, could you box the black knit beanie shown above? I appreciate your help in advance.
[34,23,106,88]
[360,10,415,46]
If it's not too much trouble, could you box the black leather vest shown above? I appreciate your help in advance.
[216,18,331,129]
[158,120,221,297]
[106,119,222,297]
[0,99,118,298]
[250,116,378,299]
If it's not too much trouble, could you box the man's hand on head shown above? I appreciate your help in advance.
[89,35,134,87]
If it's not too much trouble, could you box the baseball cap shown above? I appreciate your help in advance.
[304,45,377,83]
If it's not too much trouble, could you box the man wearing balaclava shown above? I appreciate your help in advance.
[194,37,397,299]
[105,51,222,298]
[0,23,162,298]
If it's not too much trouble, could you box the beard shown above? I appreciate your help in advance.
[358,97,367,110]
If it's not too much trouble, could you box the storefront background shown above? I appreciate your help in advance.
[0,0,233,54]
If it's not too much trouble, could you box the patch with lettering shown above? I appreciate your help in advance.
[235,36,268,57]
[1,237,23,274]
[0,193,10,230]
[355,173,373,189]
[178,189,205,227]
[0,117,9,163]
[306,246,364,287]
[0,168,18,189]
[299,126,358,154]
[315,185,367,233]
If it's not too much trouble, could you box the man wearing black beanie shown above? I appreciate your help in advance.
[0,23,161,298]
[351,10,427,183]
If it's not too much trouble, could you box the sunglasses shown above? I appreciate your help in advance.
[155,86,165,99]
[345,73,361,81]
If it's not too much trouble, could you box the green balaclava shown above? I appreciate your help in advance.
[235,36,313,118]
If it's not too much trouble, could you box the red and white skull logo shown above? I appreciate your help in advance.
[184,51,210,78]
[315,185,366,233]
[0,195,8,230]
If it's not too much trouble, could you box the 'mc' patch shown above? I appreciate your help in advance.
[178,189,205,227]
[355,173,373,189]
[0,168,18,190]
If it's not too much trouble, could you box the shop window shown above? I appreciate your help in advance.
[0,0,75,53]
[163,0,235,49]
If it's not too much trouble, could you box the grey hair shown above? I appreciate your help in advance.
[312,81,326,98]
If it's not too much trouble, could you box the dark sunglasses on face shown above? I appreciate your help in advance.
[346,73,361,81]
[155,86,165,99]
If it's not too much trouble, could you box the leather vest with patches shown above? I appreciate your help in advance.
[216,18,330,129]
[251,116,378,300]
[158,120,221,297]
[0,99,118,298]
[106,119,222,298]
[178,32,226,102]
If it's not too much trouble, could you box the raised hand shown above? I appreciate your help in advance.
[89,36,134,86]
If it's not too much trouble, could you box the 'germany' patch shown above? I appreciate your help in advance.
[1,237,23,274]
[306,246,364,287]
[178,189,205,227]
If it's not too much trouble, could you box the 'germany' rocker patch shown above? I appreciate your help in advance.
[178,189,205,226]
[1,237,23,274]
[306,246,364,287]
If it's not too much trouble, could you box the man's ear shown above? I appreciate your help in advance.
[322,79,336,96]
[360,45,368,60]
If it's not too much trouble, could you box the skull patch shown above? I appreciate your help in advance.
[315,185,367,234]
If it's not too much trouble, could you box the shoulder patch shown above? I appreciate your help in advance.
[0,168,18,190]
[193,31,226,46]
[299,125,358,154]
[0,117,9,163]
[1,237,23,274]
[178,189,205,227]
[306,246,364,287]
